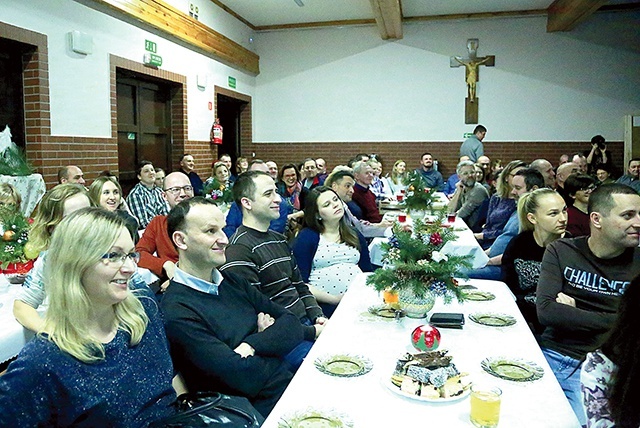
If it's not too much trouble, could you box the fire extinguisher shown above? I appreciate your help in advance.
[210,118,223,145]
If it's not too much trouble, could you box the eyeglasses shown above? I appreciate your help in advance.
[164,185,194,196]
[101,251,140,265]
[581,185,597,193]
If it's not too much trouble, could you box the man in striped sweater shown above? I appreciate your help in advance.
[220,170,326,368]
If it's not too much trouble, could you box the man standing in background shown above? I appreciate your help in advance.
[460,125,487,162]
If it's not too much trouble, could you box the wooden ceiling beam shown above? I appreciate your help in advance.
[369,0,403,40]
[546,0,608,32]
[88,0,259,75]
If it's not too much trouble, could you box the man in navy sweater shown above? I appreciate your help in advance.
[160,197,303,418]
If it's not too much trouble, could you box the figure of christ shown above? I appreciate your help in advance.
[454,56,491,102]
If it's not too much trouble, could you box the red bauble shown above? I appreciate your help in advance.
[411,324,441,352]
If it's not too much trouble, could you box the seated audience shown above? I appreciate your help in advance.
[223,160,291,237]
[326,169,391,238]
[154,167,166,188]
[350,160,383,223]
[529,158,556,189]
[461,168,543,280]
[136,172,193,285]
[57,165,85,185]
[126,161,168,229]
[179,153,204,196]
[474,163,490,194]
[276,163,308,211]
[13,184,92,333]
[88,176,139,243]
[292,187,373,317]
[572,153,588,174]
[204,161,232,195]
[219,153,237,183]
[565,174,597,237]
[444,156,470,196]
[236,156,249,175]
[220,170,326,367]
[615,158,640,193]
[266,160,278,180]
[0,208,176,426]
[536,184,640,426]
[581,275,640,428]
[161,198,302,418]
[387,159,407,194]
[447,160,489,232]
[595,164,615,185]
[502,188,568,335]
[301,158,323,189]
[556,162,580,206]
[415,152,444,191]
[474,160,527,249]
[369,159,392,200]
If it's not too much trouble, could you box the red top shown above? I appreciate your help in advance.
[136,215,178,278]
[352,183,382,223]
[566,206,590,237]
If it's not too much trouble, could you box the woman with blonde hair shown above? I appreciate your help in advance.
[0,208,176,426]
[88,176,139,242]
[13,184,92,332]
[475,160,527,248]
[0,182,22,210]
[502,188,568,334]
[387,159,407,194]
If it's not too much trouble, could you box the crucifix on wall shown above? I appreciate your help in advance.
[450,39,495,124]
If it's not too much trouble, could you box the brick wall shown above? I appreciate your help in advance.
[243,141,625,179]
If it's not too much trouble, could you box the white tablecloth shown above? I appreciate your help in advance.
[262,274,580,427]
[0,276,36,364]
[369,216,490,269]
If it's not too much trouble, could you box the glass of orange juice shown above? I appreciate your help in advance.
[470,384,501,428]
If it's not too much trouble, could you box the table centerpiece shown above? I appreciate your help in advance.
[203,177,234,212]
[403,171,438,219]
[366,215,472,317]
[0,205,35,283]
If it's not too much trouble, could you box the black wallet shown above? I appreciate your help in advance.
[429,313,465,329]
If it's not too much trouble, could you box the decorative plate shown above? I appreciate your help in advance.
[462,290,496,301]
[368,304,405,319]
[382,376,471,403]
[278,408,353,428]
[314,354,373,378]
[469,312,516,327]
[481,357,544,382]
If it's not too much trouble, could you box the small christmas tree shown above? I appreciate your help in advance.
[403,171,437,212]
[203,178,234,205]
[367,214,473,303]
[0,205,32,270]
[0,126,34,176]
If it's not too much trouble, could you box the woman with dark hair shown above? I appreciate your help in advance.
[581,275,640,427]
[292,186,372,316]
[565,174,597,237]
[276,163,308,210]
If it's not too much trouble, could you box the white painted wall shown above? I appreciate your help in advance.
[254,12,640,142]
[1,0,256,141]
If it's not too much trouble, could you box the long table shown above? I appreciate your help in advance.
[369,216,490,269]
[262,274,580,427]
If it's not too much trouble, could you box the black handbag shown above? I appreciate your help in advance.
[151,391,264,427]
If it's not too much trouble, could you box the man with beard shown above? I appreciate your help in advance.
[447,160,489,231]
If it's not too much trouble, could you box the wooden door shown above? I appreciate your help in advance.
[0,38,31,148]
[116,71,171,193]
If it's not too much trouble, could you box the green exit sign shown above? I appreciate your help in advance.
[145,40,157,53]
[228,76,236,89]
[463,133,473,138]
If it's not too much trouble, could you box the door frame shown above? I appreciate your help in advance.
[214,86,252,159]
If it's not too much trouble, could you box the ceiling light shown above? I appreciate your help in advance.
[294,0,304,6]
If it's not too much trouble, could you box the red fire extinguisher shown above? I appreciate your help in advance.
[210,118,223,145]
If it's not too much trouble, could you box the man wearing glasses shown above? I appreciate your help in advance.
[136,172,194,288]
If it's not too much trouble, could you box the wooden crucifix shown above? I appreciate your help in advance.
[450,39,495,124]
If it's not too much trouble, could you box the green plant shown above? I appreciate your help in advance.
[0,205,31,268]
[403,171,437,211]
[366,214,472,303]
[203,178,234,205]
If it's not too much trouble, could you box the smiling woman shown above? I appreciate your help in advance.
[89,176,139,243]
[0,208,177,427]
[292,186,373,316]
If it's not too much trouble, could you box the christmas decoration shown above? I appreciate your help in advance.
[366,214,472,304]
[402,171,437,212]
[0,126,34,176]
[411,324,441,351]
[203,177,234,205]
[0,205,34,271]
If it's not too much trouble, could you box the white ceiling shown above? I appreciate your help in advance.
[217,0,639,28]
[218,0,556,27]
